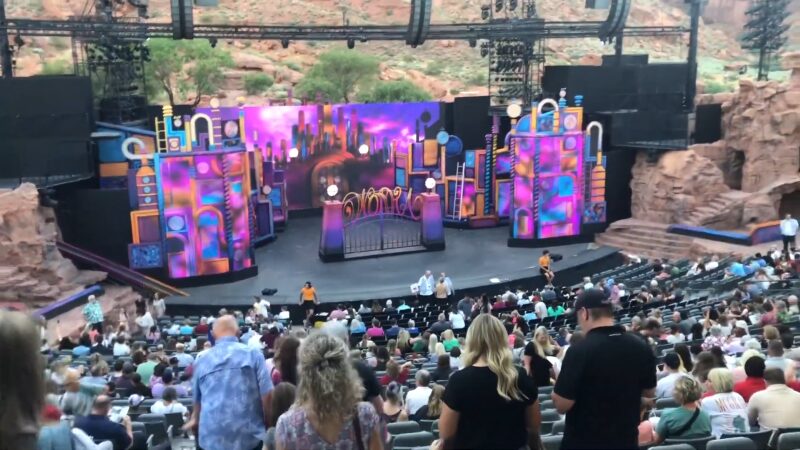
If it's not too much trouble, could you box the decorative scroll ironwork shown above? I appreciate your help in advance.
[342,187,424,222]
[341,187,424,255]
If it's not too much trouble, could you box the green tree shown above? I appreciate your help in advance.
[41,59,72,75]
[145,39,233,106]
[244,73,274,95]
[742,0,791,81]
[360,80,433,103]
[296,49,379,103]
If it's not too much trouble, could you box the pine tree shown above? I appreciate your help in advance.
[741,0,791,81]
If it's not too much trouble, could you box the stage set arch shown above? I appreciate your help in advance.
[94,91,604,285]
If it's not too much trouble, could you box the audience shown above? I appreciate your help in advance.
[264,382,296,450]
[411,383,445,421]
[656,352,687,399]
[654,376,712,442]
[275,332,382,449]
[747,367,800,430]
[439,314,540,450]
[700,368,749,437]
[73,395,132,450]
[381,381,408,423]
[733,356,767,401]
[405,370,433,416]
[150,386,188,416]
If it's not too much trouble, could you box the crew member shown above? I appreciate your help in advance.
[298,281,319,326]
[781,213,799,256]
[539,250,554,287]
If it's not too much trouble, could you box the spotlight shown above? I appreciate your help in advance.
[481,4,491,20]
[495,0,504,12]
[425,177,436,192]
[358,144,369,155]
[281,39,290,49]
[326,184,339,198]
[506,103,522,119]
[347,38,355,49]
[288,148,299,159]
[209,38,218,48]
[469,38,477,48]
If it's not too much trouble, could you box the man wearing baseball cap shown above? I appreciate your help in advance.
[552,288,656,449]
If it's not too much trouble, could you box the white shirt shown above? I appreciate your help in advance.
[135,312,154,330]
[449,311,465,330]
[277,310,290,320]
[656,372,689,399]
[583,282,594,290]
[781,218,799,236]
[666,333,686,344]
[247,332,264,349]
[150,401,188,416]
[153,298,166,318]
[443,277,454,296]
[254,299,271,318]
[417,275,434,296]
[113,342,131,357]
[701,392,749,437]
[534,301,548,319]
[705,261,719,271]
[405,386,432,414]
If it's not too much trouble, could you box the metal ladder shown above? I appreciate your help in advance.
[451,162,466,220]
[154,118,168,152]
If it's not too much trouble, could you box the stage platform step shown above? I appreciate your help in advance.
[596,219,693,262]
[686,191,750,227]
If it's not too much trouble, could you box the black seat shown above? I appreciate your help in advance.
[387,420,420,435]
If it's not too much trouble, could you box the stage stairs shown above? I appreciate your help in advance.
[594,219,694,262]
[685,191,751,227]
[56,241,188,297]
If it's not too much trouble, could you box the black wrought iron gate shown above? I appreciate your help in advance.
[341,187,424,256]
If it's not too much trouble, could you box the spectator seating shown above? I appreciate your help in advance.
[719,430,772,449]
[778,431,800,450]
[392,431,435,450]
[706,437,756,450]
[663,436,715,450]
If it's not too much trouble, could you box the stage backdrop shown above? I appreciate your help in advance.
[197,102,444,210]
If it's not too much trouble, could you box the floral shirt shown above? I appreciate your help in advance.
[276,402,380,450]
[82,301,103,325]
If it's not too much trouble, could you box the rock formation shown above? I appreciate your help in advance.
[629,52,800,229]
[0,184,140,318]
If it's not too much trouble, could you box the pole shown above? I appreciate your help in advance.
[685,0,701,111]
[0,0,12,78]
[614,31,624,64]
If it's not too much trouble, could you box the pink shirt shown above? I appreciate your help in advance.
[367,327,385,338]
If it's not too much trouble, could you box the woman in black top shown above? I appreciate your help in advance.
[439,314,540,450]
[430,354,454,382]
[523,340,556,387]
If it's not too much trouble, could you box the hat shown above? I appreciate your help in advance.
[129,394,145,408]
[574,288,611,309]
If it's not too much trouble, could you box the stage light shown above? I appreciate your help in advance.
[358,144,369,155]
[506,103,522,119]
[326,184,339,198]
[425,177,436,192]
[262,185,272,196]
[281,39,290,49]
[288,148,299,159]
[469,38,477,48]
[495,0,504,12]
[347,39,355,49]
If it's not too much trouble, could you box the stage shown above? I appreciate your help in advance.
[166,216,624,315]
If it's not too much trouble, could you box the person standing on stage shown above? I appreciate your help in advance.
[780,214,799,256]
[298,281,318,326]
[418,270,435,302]
[538,250,554,287]
[441,272,454,301]
[82,295,104,332]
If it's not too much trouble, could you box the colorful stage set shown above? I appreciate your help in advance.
[92,92,605,283]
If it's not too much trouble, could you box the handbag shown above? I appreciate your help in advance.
[669,407,701,438]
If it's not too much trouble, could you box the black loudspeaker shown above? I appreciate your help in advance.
[261,288,278,296]
[54,188,132,265]
[0,76,94,182]
[551,253,564,262]
[452,96,492,150]
[170,0,193,39]
[602,54,649,66]
[695,104,722,144]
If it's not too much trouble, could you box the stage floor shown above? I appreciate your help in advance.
[169,216,620,309]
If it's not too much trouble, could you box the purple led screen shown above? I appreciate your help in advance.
[199,102,443,209]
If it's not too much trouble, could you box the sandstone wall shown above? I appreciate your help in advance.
[0,183,105,304]
[630,150,730,224]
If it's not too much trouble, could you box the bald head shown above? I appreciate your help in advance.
[92,395,112,415]
[212,315,238,338]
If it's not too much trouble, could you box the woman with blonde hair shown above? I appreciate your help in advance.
[534,326,559,356]
[276,332,383,450]
[428,333,439,356]
[396,329,412,356]
[653,376,712,443]
[412,383,445,421]
[441,329,459,352]
[700,368,748,437]
[438,314,540,449]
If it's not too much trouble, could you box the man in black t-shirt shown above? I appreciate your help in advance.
[553,289,656,450]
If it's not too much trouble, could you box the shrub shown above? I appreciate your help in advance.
[244,73,274,95]
[41,59,72,75]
